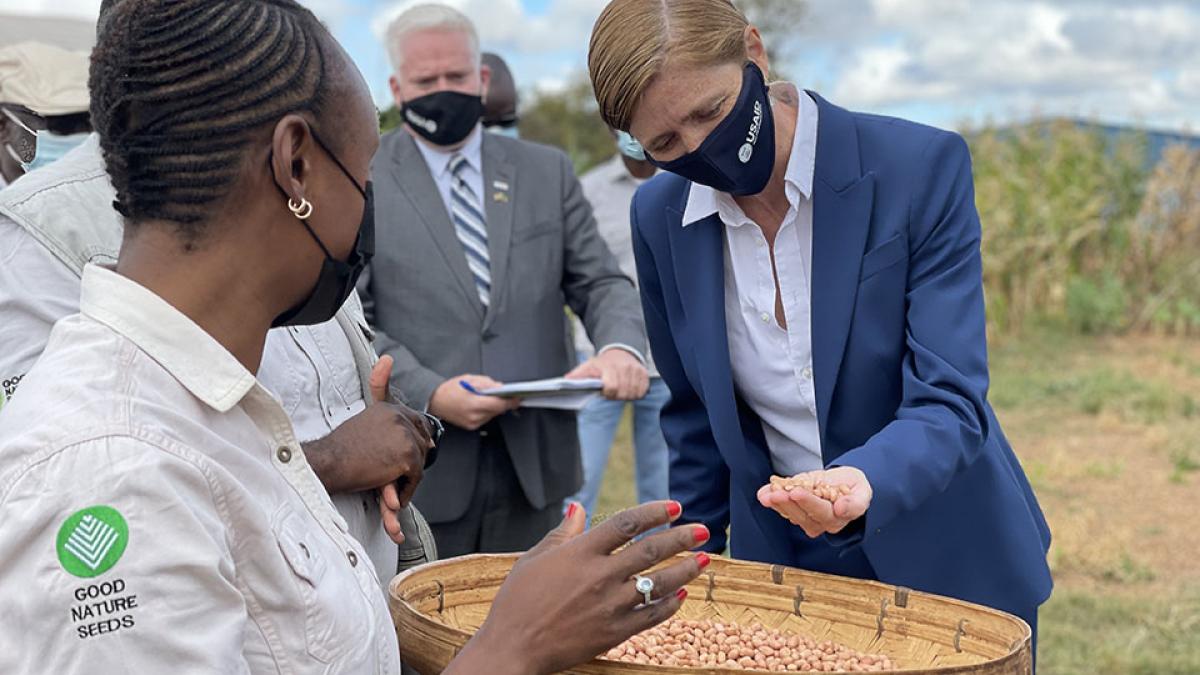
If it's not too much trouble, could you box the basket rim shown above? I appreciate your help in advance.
[389,553,1032,674]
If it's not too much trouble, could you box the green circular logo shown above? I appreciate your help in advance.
[56,506,128,578]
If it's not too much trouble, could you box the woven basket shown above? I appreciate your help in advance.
[389,554,1032,674]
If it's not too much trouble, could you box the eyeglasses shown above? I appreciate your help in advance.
[1,106,44,164]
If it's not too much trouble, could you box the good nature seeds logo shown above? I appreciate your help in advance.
[1,372,24,411]
[57,506,129,578]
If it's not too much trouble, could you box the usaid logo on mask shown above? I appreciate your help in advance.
[645,62,775,196]
[404,108,438,135]
[738,100,763,164]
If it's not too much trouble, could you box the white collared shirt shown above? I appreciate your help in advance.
[263,327,366,436]
[0,211,399,586]
[411,123,485,214]
[681,88,823,476]
[257,321,407,587]
[0,265,399,674]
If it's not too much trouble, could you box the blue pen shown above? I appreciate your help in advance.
[459,380,480,394]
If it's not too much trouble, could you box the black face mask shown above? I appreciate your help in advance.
[401,90,483,147]
[271,132,375,328]
[646,62,776,196]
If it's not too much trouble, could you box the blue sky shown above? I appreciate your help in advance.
[4,0,1198,134]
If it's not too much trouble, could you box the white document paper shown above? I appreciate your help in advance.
[514,392,600,411]
[478,377,603,411]
[479,377,603,398]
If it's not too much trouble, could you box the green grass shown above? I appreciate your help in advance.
[593,406,636,524]
[1083,458,1125,480]
[1099,553,1157,585]
[991,357,1182,424]
[1040,590,1200,675]
[1170,351,1200,379]
[1169,447,1200,484]
[988,330,1199,425]
[1023,458,1052,493]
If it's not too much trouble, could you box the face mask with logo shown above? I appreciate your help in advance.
[615,130,646,161]
[402,90,483,147]
[271,131,375,327]
[646,62,776,196]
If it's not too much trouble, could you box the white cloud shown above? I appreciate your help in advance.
[358,0,1198,132]
[372,0,606,55]
[819,0,1200,129]
[5,0,1195,132]
[0,0,354,25]
[304,0,358,26]
[0,0,100,19]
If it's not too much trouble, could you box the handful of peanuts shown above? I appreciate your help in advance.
[768,474,854,503]
[602,618,895,672]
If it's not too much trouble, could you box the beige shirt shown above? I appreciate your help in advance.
[0,265,399,674]
[0,136,405,587]
[681,87,824,476]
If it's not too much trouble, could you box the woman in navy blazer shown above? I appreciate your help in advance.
[588,0,1052,659]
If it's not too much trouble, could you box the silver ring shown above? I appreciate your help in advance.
[634,575,655,605]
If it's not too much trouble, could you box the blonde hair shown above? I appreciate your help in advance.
[588,0,750,132]
[386,3,480,74]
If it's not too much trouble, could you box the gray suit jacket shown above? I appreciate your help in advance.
[360,129,646,524]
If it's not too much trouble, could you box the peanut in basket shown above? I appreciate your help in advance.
[603,618,895,671]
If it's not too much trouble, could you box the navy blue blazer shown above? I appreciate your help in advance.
[630,92,1053,618]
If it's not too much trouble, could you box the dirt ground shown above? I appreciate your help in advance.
[991,334,1200,594]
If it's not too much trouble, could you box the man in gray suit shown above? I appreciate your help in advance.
[362,3,649,558]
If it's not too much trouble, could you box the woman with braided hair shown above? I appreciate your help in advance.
[0,1,707,673]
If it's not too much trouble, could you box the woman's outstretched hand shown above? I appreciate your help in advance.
[448,501,711,675]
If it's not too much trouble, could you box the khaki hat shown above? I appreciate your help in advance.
[0,41,90,116]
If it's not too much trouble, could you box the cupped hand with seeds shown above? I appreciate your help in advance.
[757,467,873,538]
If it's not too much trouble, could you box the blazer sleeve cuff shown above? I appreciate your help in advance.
[829,445,902,542]
[597,343,647,366]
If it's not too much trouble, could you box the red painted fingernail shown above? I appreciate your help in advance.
[696,553,711,569]
[676,588,688,601]
[565,502,579,520]
[693,526,710,544]
[666,501,682,519]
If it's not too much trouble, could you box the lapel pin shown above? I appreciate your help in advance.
[492,191,509,203]
[493,179,510,192]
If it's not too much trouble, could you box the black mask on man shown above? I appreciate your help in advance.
[402,90,483,147]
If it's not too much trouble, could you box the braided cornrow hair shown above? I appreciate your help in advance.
[89,0,333,239]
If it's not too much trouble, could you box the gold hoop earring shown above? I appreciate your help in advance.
[287,197,314,220]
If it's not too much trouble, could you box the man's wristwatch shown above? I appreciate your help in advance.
[420,412,444,469]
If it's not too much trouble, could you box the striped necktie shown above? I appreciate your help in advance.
[448,153,491,308]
